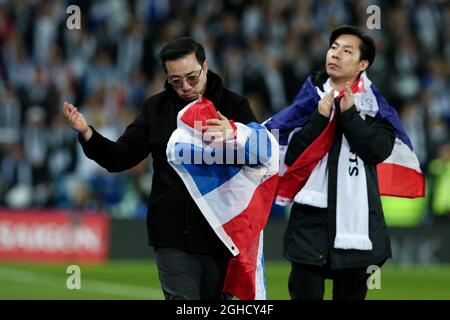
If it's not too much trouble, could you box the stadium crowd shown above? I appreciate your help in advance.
[0,0,449,221]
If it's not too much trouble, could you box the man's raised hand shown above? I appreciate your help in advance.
[340,82,355,113]
[63,102,92,141]
[318,89,335,118]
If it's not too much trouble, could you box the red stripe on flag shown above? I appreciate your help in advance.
[377,163,425,198]
[223,236,260,300]
[222,175,278,251]
[277,115,336,201]
[221,175,278,300]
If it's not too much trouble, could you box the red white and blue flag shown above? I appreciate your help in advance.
[264,72,425,206]
[166,97,279,300]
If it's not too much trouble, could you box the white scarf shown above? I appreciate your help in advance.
[294,78,373,250]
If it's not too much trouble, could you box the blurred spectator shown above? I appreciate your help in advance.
[0,85,21,146]
[47,114,77,179]
[242,0,264,40]
[401,100,427,166]
[0,142,32,208]
[263,54,287,111]
[22,106,49,185]
[32,2,60,65]
[117,21,144,78]
[428,143,450,220]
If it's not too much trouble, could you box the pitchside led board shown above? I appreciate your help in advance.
[0,210,110,263]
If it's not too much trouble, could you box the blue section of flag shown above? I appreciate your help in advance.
[174,126,272,167]
[264,76,320,146]
[244,122,272,167]
[173,122,274,195]
[182,161,241,196]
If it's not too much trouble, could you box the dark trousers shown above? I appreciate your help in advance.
[154,248,231,300]
[288,262,372,300]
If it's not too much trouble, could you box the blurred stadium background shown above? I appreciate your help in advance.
[0,0,449,300]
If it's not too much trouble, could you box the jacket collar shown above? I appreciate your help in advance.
[312,70,362,95]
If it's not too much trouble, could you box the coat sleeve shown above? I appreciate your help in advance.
[285,110,329,166]
[78,106,151,172]
[338,105,395,165]
[232,97,258,124]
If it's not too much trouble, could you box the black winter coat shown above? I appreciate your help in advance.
[283,72,395,269]
[78,70,257,254]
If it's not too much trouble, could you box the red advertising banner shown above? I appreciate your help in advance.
[0,210,110,263]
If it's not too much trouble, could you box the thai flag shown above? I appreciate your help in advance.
[264,72,425,206]
[166,97,279,300]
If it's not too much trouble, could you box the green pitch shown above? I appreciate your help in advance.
[0,260,449,300]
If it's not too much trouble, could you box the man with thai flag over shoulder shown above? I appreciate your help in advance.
[264,25,425,300]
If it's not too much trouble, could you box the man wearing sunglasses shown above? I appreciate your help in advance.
[63,37,257,300]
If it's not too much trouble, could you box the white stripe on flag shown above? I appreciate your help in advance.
[382,138,422,173]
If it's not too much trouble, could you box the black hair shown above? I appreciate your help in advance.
[159,37,206,72]
[329,25,376,69]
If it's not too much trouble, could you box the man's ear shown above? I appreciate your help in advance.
[203,58,208,72]
[358,60,369,73]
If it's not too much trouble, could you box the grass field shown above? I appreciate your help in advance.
[0,260,449,300]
